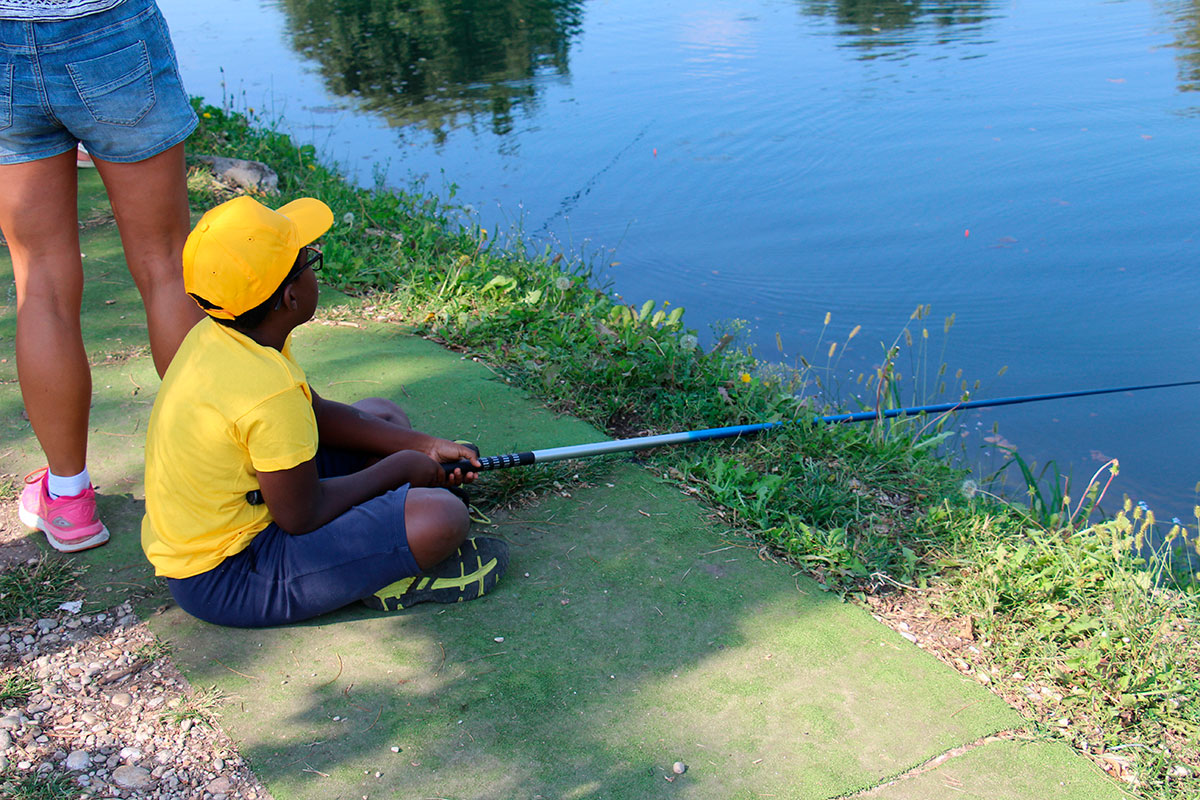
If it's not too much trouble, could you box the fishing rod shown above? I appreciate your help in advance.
[440,378,1200,476]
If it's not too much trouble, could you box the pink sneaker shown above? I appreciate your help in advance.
[18,468,110,553]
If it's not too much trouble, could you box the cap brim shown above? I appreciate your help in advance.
[277,198,334,247]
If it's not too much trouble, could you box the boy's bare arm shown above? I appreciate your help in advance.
[310,391,479,470]
[257,450,443,534]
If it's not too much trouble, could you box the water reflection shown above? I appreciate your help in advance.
[1162,0,1200,93]
[800,0,999,58]
[278,0,583,141]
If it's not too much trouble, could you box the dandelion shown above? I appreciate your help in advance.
[740,373,752,383]
[342,212,355,227]
[960,479,978,499]
[203,112,212,119]
[680,334,698,351]
[555,276,571,291]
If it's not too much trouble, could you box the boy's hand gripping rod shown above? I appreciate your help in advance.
[440,379,1200,477]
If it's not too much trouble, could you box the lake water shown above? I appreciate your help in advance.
[160,0,1200,523]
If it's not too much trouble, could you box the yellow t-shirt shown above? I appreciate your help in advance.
[141,318,318,579]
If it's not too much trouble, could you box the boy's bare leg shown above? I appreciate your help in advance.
[93,143,202,377]
[0,151,91,477]
[351,397,412,429]
[403,487,471,569]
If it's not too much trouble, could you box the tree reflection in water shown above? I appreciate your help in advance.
[279,0,584,141]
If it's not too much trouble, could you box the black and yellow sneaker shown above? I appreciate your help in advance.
[363,537,509,611]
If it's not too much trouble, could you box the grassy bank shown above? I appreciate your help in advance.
[182,101,1197,798]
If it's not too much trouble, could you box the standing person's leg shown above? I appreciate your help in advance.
[0,152,110,551]
[0,152,91,480]
[93,143,202,377]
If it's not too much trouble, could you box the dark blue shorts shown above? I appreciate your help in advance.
[166,448,422,628]
[0,0,198,164]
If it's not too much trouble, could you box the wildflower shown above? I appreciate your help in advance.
[555,276,571,291]
[960,479,978,499]
[342,212,355,227]
[740,373,752,383]
[202,112,212,118]
[680,334,698,351]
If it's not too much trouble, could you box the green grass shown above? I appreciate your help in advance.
[184,101,1199,798]
[0,557,80,624]
[0,771,75,800]
[0,668,38,705]
[161,685,224,729]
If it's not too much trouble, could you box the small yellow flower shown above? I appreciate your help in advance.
[202,112,212,118]
[740,373,752,383]
[308,164,316,171]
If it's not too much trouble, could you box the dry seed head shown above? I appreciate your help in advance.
[824,311,831,325]
[849,324,861,340]
[828,342,837,358]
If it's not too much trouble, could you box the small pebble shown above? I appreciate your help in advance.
[673,761,687,774]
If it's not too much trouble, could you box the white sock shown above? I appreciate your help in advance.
[47,467,90,500]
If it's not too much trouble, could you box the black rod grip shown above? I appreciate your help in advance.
[441,452,535,476]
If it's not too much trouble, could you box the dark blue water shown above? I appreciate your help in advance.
[162,0,1200,523]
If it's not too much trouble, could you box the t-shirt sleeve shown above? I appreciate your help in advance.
[239,384,319,473]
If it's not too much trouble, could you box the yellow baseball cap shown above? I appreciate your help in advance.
[183,196,334,320]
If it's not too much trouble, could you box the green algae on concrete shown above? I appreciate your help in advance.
[155,461,1022,800]
[857,737,1133,800]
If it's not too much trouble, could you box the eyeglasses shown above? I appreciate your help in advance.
[273,245,323,310]
[292,245,323,277]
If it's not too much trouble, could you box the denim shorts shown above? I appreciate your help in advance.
[166,448,424,629]
[0,0,197,164]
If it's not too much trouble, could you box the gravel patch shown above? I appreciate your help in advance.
[1,571,271,799]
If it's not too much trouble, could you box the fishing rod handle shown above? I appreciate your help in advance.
[441,452,535,476]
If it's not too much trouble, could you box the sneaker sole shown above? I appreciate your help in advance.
[365,539,508,611]
[18,505,110,553]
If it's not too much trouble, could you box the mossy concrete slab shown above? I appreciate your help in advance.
[156,461,1025,800]
[857,737,1132,799]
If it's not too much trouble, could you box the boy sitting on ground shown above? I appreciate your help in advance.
[140,195,506,628]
